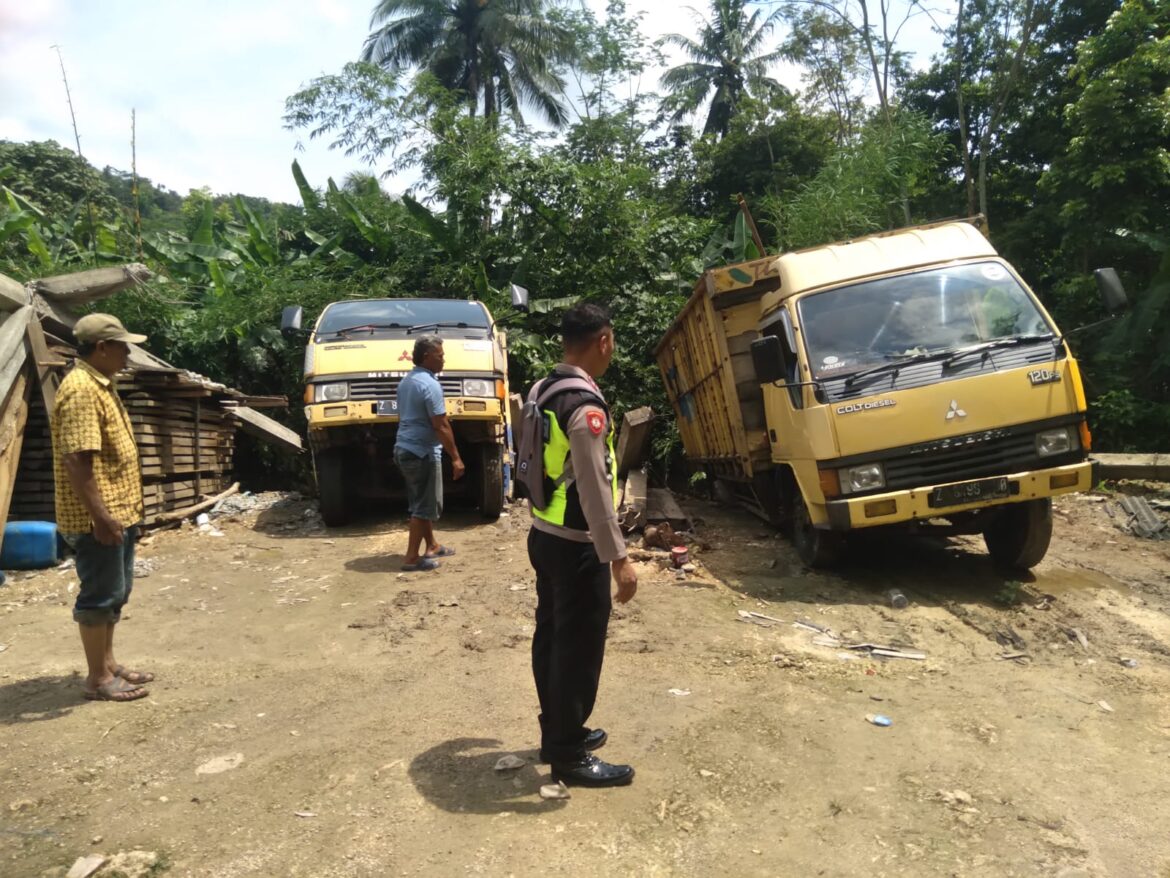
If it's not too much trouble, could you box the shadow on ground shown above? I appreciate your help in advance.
[409,737,567,815]
[684,497,1035,612]
[0,673,86,725]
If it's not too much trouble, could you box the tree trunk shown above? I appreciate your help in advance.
[954,0,977,217]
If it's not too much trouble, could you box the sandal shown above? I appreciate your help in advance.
[426,546,456,558]
[84,677,149,702]
[114,665,155,684]
[401,557,441,572]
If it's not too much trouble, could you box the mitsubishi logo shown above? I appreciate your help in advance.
[398,350,412,362]
[945,400,967,420]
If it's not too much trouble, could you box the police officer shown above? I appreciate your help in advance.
[527,303,638,787]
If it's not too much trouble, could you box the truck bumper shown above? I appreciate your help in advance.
[824,460,1094,531]
[306,397,504,428]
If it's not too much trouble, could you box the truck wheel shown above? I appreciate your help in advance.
[983,499,1052,569]
[477,444,504,519]
[791,493,843,568]
[315,450,353,527]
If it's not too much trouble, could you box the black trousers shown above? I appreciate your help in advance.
[528,527,612,763]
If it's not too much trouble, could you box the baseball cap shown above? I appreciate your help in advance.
[73,313,148,345]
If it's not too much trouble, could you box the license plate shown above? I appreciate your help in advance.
[928,476,1010,508]
[376,399,398,416]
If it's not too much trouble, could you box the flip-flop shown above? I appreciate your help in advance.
[402,557,441,572]
[113,665,155,684]
[84,677,149,703]
[426,546,456,558]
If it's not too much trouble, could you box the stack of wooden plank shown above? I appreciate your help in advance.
[8,389,54,520]
[0,265,302,542]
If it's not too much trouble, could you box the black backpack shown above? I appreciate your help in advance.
[515,375,603,510]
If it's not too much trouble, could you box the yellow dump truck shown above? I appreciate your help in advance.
[656,221,1128,568]
[282,297,519,525]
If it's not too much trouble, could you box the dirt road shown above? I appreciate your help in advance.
[2,488,1170,877]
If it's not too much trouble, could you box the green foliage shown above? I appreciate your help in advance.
[361,0,578,126]
[765,111,950,249]
[658,0,786,139]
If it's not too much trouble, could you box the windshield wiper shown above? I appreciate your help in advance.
[325,322,405,338]
[941,334,1058,368]
[843,350,955,390]
[406,321,478,334]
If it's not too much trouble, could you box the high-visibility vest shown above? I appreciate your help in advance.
[531,400,619,528]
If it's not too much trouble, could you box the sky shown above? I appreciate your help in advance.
[0,0,949,206]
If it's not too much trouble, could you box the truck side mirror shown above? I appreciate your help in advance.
[750,335,787,384]
[1094,268,1129,315]
[281,305,304,338]
[510,284,530,313]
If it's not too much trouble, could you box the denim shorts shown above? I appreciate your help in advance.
[62,526,139,625]
[394,448,443,521]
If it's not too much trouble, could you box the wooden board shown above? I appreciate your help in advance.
[0,374,32,546]
[646,488,691,531]
[229,406,302,453]
[615,406,654,478]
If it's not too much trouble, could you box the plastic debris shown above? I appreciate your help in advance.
[1120,658,1139,669]
[667,688,691,697]
[865,714,893,727]
[887,589,909,609]
[294,811,317,818]
[1097,700,1114,713]
[494,755,527,771]
[540,781,570,800]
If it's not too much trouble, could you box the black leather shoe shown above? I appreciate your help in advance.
[584,727,607,752]
[539,728,608,763]
[551,754,635,787]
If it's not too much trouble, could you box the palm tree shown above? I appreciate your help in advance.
[659,0,785,139]
[361,0,575,127]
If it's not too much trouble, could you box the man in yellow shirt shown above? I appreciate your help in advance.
[52,314,151,702]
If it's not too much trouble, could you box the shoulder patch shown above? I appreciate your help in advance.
[585,409,605,436]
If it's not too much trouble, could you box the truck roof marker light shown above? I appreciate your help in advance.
[819,469,841,499]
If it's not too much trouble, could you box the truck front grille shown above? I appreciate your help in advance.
[348,377,463,401]
[830,417,1085,495]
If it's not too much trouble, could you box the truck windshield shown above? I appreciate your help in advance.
[317,299,490,339]
[797,261,1055,380]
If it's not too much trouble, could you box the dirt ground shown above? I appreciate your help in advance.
[2,485,1170,878]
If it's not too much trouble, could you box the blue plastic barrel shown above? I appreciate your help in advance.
[0,522,59,570]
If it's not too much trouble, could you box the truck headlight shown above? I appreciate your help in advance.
[839,462,885,494]
[462,379,493,397]
[1036,427,1075,457]
[314,382,348,403]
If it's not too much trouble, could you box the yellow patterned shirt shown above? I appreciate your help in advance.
[52,360,144,532]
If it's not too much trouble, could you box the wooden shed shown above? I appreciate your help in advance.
[0,265,301,551]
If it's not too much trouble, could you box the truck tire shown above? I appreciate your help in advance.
[791,492,843,568]
[983,498,1052,569]
[478,444,504,520]
[315,449,353,527]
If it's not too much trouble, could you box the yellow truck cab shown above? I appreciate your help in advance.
[282,297,517,525]
[656,221,1128,568]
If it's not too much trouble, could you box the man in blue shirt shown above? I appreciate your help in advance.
[394,335,465,571]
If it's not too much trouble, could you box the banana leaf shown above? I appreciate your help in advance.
[207,259,231,298]
[233,196,280,265]
[402,194,456,252]
[192,200,215,247]
[292,159,321,212]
